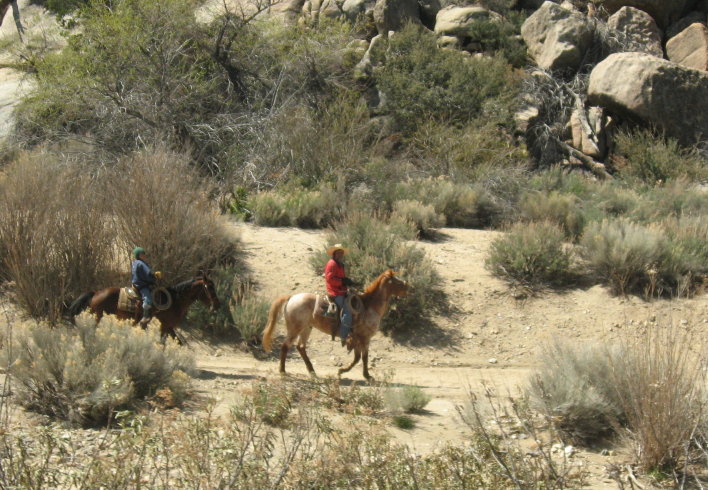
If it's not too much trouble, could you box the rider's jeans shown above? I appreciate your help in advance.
[334,295,353,340]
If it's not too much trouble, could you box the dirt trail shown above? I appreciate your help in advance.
[186,222,706,487]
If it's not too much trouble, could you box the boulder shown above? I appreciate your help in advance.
[593,0,697,28]
[373,0,419,33]
[354,33,388,79]
[666,11,706,39]
[342,0,367,19]
[521,1,594,71]
[607,6,663,57]
[418,0,440,30]
[667,22,708,70]
[588,52,708,144]
[434,6,498,38]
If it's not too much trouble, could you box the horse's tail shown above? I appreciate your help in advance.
[262,295,290,352]
[67,292,94,318]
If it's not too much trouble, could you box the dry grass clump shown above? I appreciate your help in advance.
[108,148,235,282]
[486,221,572,288]
[4,314,195,425]
[0,152,117,321]
[528,324,706,477]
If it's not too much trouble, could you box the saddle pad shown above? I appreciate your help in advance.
[118,287,138,313]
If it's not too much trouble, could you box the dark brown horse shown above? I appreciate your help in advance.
[262,270,409,380]
[67,277,220,342]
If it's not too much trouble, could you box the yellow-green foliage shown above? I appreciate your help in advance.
[5,314,195,425]
[520,191,585,239]
[250,183,343,228]
[390,199,445,238]
[486,221,572,287]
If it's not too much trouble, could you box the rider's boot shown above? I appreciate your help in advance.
[139,304,153,329]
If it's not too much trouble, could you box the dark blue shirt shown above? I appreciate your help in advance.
[132,259,156,289]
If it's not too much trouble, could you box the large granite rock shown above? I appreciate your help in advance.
[667,22,708,70]
[434,6,497,37]
[607,6,663,57]
[594,0,698,28]
[588,52,708,144]
[373,0,419,33]
[521,1,594,71]
[666,10,706,39]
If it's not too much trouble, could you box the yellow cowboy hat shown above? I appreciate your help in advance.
[326,243,349,257]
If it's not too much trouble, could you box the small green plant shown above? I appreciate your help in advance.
[5,314,195,425]
[234,381,292,427]
[486,221,572,288]
[392,414,415,430]
[386,385,432,413]
[229,286,270,346]
[580,219,665,295]
[520,191,585,239]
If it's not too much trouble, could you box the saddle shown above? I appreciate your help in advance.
[118,286,141,313]
[316,293,364,341]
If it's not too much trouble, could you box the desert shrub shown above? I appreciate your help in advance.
[5,314,195,425]
[228,286,270,346]
[233,381,292,427]
[375,23,517,131]
[395,178,503,228]
[385,385,432,414]
[249,182,344,228]
[520,191,585,239]
[392,415,415,429]
[486,221,572,287]
[609,325,706,472]
[310,212,443,332]
[390,200,445,238]
[107,148,236,282]
[459,13,528,67]
[0,152,117,321]
[580,219,665,295]
[654,217,708,297]
[528,341,625,444]
[613,128,708,185]
[631,179,708,223]
[528,167,597,199]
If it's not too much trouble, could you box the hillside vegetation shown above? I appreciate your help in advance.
[0,0,706,486]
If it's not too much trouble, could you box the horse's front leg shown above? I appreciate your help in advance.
[338,350,361,377]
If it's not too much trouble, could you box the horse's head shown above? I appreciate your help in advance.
[381,270,409,297]
[195,275,221,311]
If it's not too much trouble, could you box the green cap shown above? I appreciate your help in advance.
[133,247,145,259]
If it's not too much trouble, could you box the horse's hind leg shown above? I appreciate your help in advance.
[296,327,315,376]
[338,350,361,377]
[362,350,374,382]
[279,334,298,375]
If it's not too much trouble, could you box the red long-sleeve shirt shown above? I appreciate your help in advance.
[325,258,347,296]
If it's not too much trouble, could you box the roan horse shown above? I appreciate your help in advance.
[262,269,409,380]
[67,276,220,342]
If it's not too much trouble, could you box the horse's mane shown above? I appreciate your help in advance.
[171,278,197,295]
[362,270,394,295]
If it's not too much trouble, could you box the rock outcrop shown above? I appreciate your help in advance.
[588,52,708,144]
[434,6,497,38]
[607,6,663,57]
[521,1,594,71]
[667,22,708,70]
[594,0,697,28]
[373,0,420,33]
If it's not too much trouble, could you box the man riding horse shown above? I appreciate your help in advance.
[131,247,161,328]
[324,243,357,346]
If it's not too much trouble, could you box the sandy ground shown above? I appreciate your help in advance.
[179,222,706,488]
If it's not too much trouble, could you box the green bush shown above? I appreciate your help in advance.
[395,178,502,228]
[310,212,442,333]
[385,385,432,414]
[631,179,708,223]
[528,341,625,444]
[580,219,665,295]
[249,182,344,228]
[520,191,585,239]
[229,286,271,346]
[613,128,708,185]
[375,24,517,131]
[5,314,195,425]
[655,217,708,297]
[390,200,445,238]
[486,221,572,287]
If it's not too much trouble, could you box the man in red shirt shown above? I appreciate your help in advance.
[325,243,354,345]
